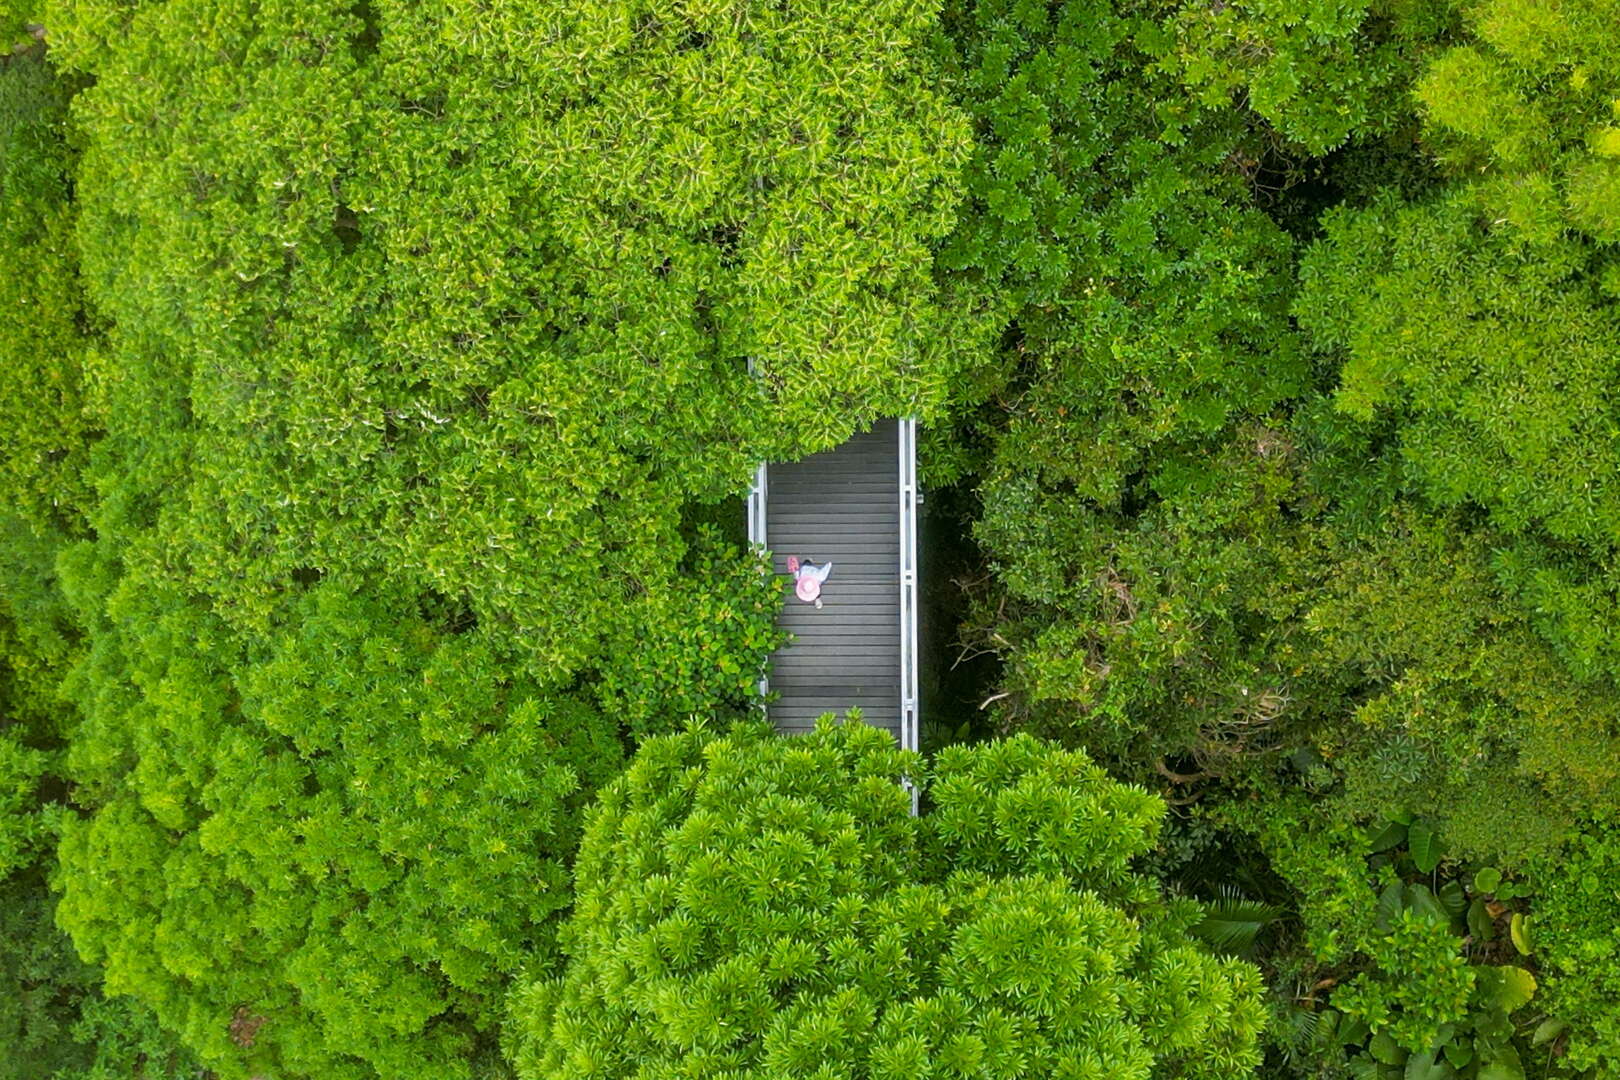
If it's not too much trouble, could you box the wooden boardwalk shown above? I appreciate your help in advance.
[749,419,918,746]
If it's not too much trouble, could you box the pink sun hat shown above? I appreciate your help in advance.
[795,574,822,602]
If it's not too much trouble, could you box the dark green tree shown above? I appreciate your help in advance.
[0,43,96,535]
[931,0,1318,771]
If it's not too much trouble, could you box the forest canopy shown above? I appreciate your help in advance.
[511,723,1265,1080]
[3,0,1619,1078]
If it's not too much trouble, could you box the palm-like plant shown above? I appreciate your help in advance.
[1192,884,1287,958]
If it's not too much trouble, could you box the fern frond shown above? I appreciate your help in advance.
[1191,887,1286,957]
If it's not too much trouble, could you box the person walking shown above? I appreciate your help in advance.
[785,555,833,609]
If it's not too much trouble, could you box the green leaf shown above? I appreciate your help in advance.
[1531,1018,1567,1046]
[1192,892,1286,957]
[1349,1054,1384,1080]
[1315,1009,1341,1047]
[1438,879,1466,919]
[1409,820,1442,873]
[1467,898,1495,942]
[1377,879,1405,932]
[1405,1050,1453,1080]
[1443,1039,1473,1068]
[1476,1008,1515,1043]
[1405,883,1448,925]
[1509,912,1532,955]
[1473,866,1501,894]
[1341,1015,1372,1047]
[1368,819,1409,854]
[1371,1031,1408,1065]
[1477,1056,1526,1080]
[1475,965,1537,1012]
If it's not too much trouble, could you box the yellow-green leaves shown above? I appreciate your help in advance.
[1414,0,1620,244]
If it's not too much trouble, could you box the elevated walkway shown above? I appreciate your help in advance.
[747,419,918,750]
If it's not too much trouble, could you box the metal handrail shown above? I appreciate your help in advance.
[747,460,769,702]
[898,418,920,816]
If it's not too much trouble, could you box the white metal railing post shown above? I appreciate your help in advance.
[745,357,771,708]
[907,414,920,809]
[747,458,769,703]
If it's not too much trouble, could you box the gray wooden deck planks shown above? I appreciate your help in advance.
[763,420,902,738]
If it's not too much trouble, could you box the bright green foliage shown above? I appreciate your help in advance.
[1,447,197,1079]
[0,430,199,1056]
[1331,908,1474,1053]
[49,0,969,668]
[511,723,1265,1080]
[30,0,971,1072]
[1300,197,1620,556]
[7,0,1620,1073]
[515,0,977,448]
[1529,819,1620,1073]
[52,575,623,1079]
[1147,0,1452,154]
[1296,194,1620,799]
[0,0,38,47]
[1293,6,1620,730]
[1415,0,1620,242]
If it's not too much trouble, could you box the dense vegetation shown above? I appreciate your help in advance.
[2,0,1617,1077]
[512,724,1264,1080]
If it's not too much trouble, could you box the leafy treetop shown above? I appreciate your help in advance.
[510,721,1265,1080]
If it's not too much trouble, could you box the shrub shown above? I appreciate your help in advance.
[1413,0,1620,243]
[1222,798,1555,1078]
[1298,195,1620,694]
[1302,509,1620,860]
[1530,819,1620,1074]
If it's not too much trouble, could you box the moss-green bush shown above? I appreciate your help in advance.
[1147,0,1453,154]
